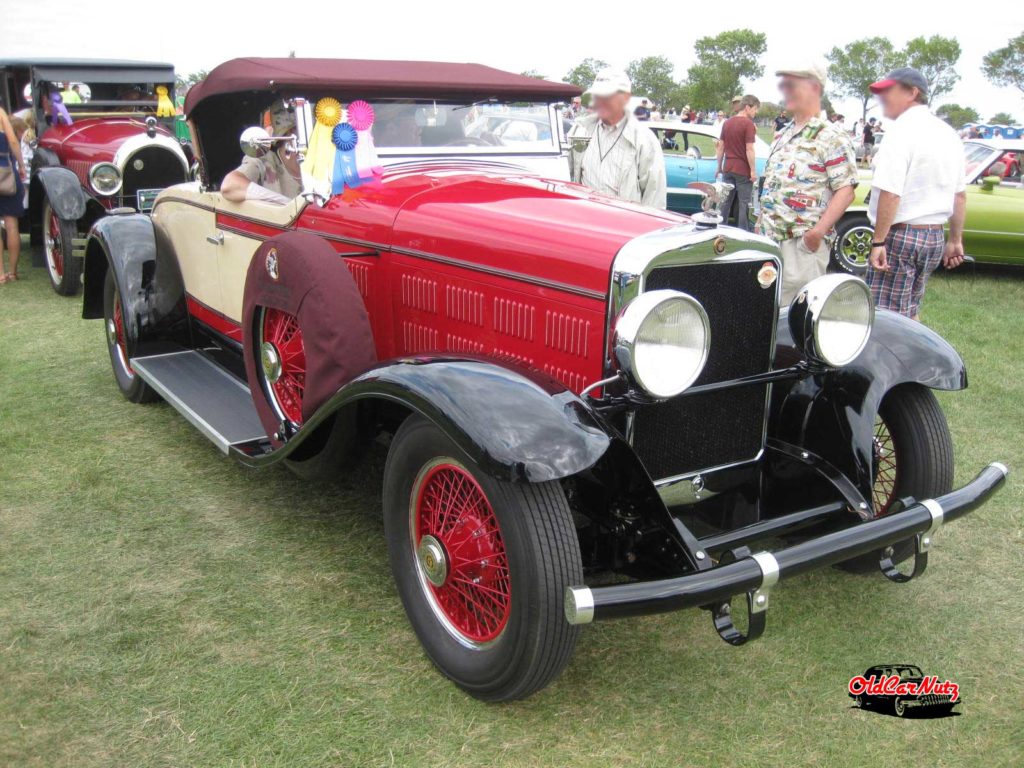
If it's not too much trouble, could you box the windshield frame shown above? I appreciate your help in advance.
[298,97,565,158]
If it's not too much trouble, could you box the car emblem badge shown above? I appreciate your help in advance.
[757,262,778,289]
[266,248,279,280]
[713,236,727,254]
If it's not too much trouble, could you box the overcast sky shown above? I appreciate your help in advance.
[4,0,1022,122]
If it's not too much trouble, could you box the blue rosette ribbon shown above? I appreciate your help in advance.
[331,123,361,194]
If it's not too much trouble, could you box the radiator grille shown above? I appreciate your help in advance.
[118,147,187,206]
[632,258,777,480]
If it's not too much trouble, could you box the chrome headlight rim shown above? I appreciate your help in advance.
[789,274,874,367]
[89,161,123,196]
[614,289,711,399]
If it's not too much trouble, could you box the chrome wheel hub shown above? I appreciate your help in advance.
[106,318,117,347]
[260,341,282,383]
[417,534,449,587]
[841,226,873,267]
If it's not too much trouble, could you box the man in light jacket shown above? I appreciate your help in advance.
[568,69,666,209]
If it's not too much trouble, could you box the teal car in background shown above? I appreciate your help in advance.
[645,120,769,214]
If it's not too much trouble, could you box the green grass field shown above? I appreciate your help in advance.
[1,249,1022,767]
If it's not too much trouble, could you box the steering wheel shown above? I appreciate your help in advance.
[444,136,493,147]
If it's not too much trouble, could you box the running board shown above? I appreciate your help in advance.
[131,350,268,454]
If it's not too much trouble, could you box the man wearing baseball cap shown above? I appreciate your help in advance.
[865,67,966,320]
[757,61,858,304]
[567,69,666,208]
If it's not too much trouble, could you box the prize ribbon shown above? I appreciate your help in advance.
[332,123,358,151]
[315,97,343,127]
[346,100,375,131]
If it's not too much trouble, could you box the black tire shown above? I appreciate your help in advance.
[383,415,582,701]
[830,214,872,276]
[838,384,954,573]
[42,199,82,296]
[103,270,158,403]
[894,698,908,717]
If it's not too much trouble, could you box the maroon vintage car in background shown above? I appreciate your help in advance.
[0,59,190,294]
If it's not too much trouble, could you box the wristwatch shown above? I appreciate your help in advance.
[871,241,886,248]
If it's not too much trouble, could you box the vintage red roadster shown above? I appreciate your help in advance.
[80,58,1007,701]
[0,58,190,295]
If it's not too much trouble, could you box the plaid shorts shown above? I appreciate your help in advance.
[866,226,945,317]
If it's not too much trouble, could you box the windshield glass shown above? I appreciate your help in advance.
[38,79,174,121]
[300,99,559,154]
[964,142,997,177]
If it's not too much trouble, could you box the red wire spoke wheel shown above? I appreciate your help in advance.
[383,415,582,700]
[411,460,512,646]
[109,286,132,374]
[42,200,81,296]
[259,307,307,426]
[872,415,897,514]
[102,271,156,403]
[45,206,64,280]
[837,385,953,573]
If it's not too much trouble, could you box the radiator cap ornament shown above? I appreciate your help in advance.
[757,261,778,289]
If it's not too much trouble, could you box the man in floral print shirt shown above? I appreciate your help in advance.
[758,62,858,303]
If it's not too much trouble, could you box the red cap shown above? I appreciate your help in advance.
[869,78,898,94]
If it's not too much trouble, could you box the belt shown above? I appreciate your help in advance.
[890,223,944,231]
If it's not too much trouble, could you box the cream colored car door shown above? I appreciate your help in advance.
[151,185,224,316]
[212,196,307,323]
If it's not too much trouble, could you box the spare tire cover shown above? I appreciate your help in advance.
[242,231,376,438]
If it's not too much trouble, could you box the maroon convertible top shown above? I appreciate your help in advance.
[184,57,581,116]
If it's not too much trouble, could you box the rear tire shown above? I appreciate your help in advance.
[830,215,872,276]
[383,415,582,701]
[103,270,157,403]
[42,199,81,296]
[838,385,953,573]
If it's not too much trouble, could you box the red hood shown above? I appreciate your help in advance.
[313,163,684,298]
[38,117,175,164]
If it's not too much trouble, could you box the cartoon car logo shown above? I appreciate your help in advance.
[266,248,279,280]
[783,193,817,211]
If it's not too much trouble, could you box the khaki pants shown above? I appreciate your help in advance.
[778,236,830,306]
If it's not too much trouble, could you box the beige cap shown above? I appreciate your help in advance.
[776,61,827,88]
[587,68,632,97]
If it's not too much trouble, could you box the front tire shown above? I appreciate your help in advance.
[894,698,908,717]
[103,270,157,403]
[838,384,954,573]
[383,415,582,701]
[831,215,872,276]
[42,200,82,296]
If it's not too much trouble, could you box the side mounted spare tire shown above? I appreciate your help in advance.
[242,232,376,444]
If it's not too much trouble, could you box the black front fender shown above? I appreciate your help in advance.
[771,308,966,502]
[236,357,613,484]
[34,166,87,221]
[82,213,187,354]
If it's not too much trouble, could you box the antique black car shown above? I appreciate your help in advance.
[82,57,1008,701]
[850,664,960,716]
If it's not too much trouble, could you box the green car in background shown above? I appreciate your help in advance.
[831,138,1024,274]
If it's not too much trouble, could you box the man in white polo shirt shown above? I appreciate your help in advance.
[866,67,967,320]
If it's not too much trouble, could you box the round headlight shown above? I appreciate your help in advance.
[89,162,122,196]
[789,274,874,366]
[614,290,710,399]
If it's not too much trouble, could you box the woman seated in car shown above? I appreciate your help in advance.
[221,100,302,204]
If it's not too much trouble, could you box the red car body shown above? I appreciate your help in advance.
[78,58,1007,701]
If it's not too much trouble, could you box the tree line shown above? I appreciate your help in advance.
[556,30,1023,128]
